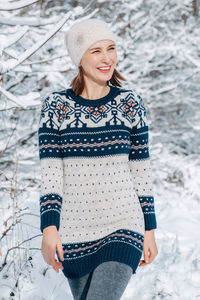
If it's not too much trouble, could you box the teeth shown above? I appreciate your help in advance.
[98,66,110,70]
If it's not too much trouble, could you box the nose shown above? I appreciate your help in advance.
[101,50,111,63]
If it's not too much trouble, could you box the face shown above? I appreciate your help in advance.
[79,39,117,85]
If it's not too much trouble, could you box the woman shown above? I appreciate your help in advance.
[38,18,158,300]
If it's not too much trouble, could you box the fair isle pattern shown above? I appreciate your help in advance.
[56,229,144,278]
[38,85,157,278]
[61,91,142,127]
[62,229,144,259]
[40,193,62,231]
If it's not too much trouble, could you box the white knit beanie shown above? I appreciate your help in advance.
[64,18,117,67]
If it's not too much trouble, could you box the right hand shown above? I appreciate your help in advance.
[41,225,64,273]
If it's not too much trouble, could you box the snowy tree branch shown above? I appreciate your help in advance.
[0,11,72,74]
[0,26,29,56]
[0,0,97,75]
[0,86,25,107]
[0,0,41,11]
[0,15,60,26]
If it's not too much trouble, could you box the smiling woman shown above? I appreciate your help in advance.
[72,61,126,98]
[76,39,119,99]
[64,18,127,98]
[38,17,158,300]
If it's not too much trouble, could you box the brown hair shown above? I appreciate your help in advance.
[69,66,127,96]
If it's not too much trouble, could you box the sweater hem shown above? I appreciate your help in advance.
[56,228,143,279]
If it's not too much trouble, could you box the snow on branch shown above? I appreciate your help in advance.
[0,0,97,75]
[0,26,29,56]
[0,0,40,11]
[0,85,41,108]
[0,15,60,26]
[0,11,73,74]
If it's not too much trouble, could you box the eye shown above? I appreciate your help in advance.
[92,47,115,54]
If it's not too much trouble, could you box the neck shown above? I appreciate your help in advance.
[79,80,110,100]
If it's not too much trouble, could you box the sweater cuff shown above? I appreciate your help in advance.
[144,212,157,230]
[40,211,60,233]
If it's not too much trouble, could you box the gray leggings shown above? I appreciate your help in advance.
[67,261,133,300]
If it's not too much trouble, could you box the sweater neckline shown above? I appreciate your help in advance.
[67,85,118,106]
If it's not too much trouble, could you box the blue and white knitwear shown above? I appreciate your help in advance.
[37,84,157,279]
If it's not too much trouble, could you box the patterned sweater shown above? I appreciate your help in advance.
[38,84,157,278]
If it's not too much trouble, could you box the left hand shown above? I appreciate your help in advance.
[139,229,158,267]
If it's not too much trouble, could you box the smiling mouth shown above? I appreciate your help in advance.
[97,66,111,72]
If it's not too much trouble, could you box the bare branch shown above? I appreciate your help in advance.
[0,235,41,271]
[22,54,67,65]
[18,234,42,246]
[0,219,21,242]
[0,130,37,156]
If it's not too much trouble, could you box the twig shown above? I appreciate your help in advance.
[0,235,41,271]
[21,54,67,65]
[0,220,21,242]
[0,130,37,156]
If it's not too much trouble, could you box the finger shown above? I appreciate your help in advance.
[54,258,64,269]
[56,243,64,261]
[52,259,63,273]
[140,262,147,267]
[148,250,156,263]
[139,260,144,266]
[139,259,148,266]
[143,248,150,263]
[53,258,64,269]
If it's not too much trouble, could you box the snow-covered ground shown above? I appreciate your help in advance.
[0,0,200,299]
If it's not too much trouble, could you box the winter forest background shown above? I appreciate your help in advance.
[0,0,200,299]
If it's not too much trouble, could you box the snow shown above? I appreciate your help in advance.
[0,0,200,299]
[0,1,40,11]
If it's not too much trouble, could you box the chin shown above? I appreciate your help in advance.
[96,70,114,78]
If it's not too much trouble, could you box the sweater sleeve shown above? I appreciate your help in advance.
[128,92,157,231]
[38,92,64,233]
